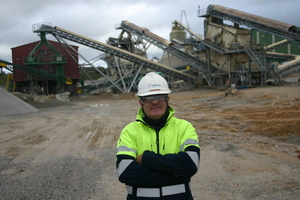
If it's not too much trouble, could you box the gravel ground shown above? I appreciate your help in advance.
[0,147,116,200]
[0,86,300,200]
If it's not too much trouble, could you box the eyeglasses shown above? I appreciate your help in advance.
[141,95,168,104]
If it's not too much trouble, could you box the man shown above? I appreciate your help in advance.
[116,72,200,200]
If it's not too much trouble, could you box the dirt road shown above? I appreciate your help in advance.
[0,85,299,199]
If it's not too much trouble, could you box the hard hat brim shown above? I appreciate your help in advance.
[136,88,171,97]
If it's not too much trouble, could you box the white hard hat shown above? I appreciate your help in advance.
[136,72,171,97]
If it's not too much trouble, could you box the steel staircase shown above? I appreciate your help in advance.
[245,49,283,85]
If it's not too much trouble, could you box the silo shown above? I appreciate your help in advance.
[169,24,186,43]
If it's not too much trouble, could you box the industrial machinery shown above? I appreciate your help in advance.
[30,23,195,94]
[7,4,299,95]
[116,5,300,88]
[4,22,78,95]
[0,59,73,95]
[197,5,300,86]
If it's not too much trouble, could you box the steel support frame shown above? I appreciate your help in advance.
[54,35,126,93]
[120,21,215,86]
[48,27,194,83]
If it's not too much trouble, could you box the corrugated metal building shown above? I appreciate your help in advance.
[252,30,300,55]
[11,40,79,94]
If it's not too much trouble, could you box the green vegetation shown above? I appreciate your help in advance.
[79,66,107,81]
[0,72,7,87]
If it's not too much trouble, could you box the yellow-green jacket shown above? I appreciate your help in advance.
[116,106,200,200]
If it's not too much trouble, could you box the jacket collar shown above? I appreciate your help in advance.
[136,105,175,124]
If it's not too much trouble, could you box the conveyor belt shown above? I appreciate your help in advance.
[264,39,291,51]
[276,55,300,78]
[202,5,300,44]
[173,20,203,41]
[33,24,195,84]
[119,21,221,86]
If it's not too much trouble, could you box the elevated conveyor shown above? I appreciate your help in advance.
[200,5,300,44]
[33,24,195,91]
[264,39,292,51]
[173,20,203,41]
[276,55,300,78]
[119,21,223,86]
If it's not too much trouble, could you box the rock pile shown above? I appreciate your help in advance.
[0,87,39,115]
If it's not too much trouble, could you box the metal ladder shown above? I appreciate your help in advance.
[246,49,283,85]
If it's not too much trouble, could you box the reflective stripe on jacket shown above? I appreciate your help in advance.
[116,106,200,199]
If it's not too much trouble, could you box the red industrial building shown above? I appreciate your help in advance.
[11,39,79,95]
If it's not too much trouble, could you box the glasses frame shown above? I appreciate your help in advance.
[141,95,168,105]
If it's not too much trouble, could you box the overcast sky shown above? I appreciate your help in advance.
[1,0,299,68]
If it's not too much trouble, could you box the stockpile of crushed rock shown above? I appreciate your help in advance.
[0,87,39,115]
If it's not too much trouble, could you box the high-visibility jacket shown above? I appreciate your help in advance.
[116,106,200,200]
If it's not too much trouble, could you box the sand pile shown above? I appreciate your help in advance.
[0,87,39,115]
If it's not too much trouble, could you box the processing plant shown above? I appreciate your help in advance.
[1,4,300,95]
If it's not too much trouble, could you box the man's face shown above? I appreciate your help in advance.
[139,94,169,120]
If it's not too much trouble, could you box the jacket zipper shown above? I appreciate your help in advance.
[155,128,163,198]
[155,128,160,154]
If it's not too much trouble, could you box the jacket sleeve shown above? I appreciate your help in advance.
[116,155,188,187]
[142,120,200,177]
[116,123,187,187]
[141,146,200,177]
